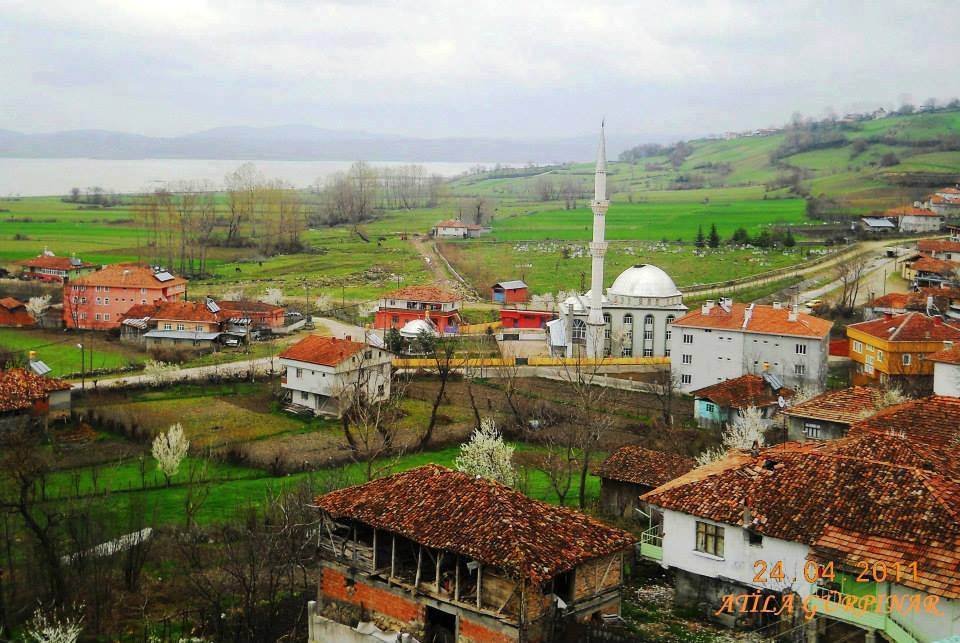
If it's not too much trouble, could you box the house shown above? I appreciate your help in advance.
[310,465,636,643]
[63,264,187,330]
[0,368,72,431]
[143,300,226,353]
[0,297,36,328]
[863,287,960,320]
[782,386,882,441]
[491,280,528,304]
[279,335,391,417]
[918,238,960,262]
[594,446,694,519]
[901,254,958,288]
[690,373,792,428]
[641,421,960,641]
[670,299,832,393]
[375,285,461,335]
[433,219,489,239]
[499,309,556,330]
[215,299,286,329]
[926,186,960,216]
[927,344,960,397]
[859,217,896,234]
[885,205,944,233]
[16,251,98,283]
[846,312,960,391]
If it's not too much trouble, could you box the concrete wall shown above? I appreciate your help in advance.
[785,416,847,442]
[889,585,960,642]
[934,361,960,397]
[282,349,392,409]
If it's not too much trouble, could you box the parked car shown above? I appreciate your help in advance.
[804,299,823,309]
[223,337,241,347]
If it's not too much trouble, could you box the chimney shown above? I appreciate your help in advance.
[788,304,799,322]
[772,301,782,310]
[742,303,754,329]
[702,300,715,315]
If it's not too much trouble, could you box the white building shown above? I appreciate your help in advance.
[433,219,488,239]
[555,124,687,358]
[886,205,945,233]
[279,335,392,417]
[930,344,960,397]
[669,299,832,393]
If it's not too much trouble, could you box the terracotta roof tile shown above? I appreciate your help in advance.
[783,386,883,425]
[0,297,24,311]
[16,255,98,271]
[381,285,459,303]
[928,345,960,365]
[279,335,367,366]
[885,206,941,217]
[150,301,220,323]
[671,303,832,338]
[847,312,960,342]
[691,374,792,409]
[314,465,636,583]
[848,395,960,461]
[0,368,71,412]
[594,446,695,488]
[216,300,284,314]
[71,264,187,289]
[908,255,959,274]
[918,239,960,254]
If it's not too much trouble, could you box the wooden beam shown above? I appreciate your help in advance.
[413,545,423,594]
[435,550,443,593]
[476,563,482,609]
[496,582,518,615]
[597,556,615,594]
[352,523,358,565]
[454,554,461,601]
[390,533,396,579]
[372,528,378,569]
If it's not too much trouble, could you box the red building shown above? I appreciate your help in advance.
[216,300,286,329]
[499,309,556,330]
[0,297,36,328]
[16,252,99,283]
[375,285,461,334]
[491,280,528,304]
[64,264,188,330]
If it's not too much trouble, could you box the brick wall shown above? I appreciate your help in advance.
[574,553,622,601]
[320,566,422,626]
[458,617,516,643]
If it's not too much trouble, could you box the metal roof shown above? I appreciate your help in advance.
[494,280,528,290]
[28,360,52,376]
[861,217,896,228]
[144,330,221,341]
[153,271,175,282]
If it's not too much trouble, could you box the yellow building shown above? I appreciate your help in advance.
[846,312,960,388]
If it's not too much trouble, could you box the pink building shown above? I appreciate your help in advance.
[64,264,187,330]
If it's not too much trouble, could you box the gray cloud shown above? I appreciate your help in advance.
[1,0,959,140]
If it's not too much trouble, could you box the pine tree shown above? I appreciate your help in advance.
[784,229,796,248]
[708,223,720,249]
[695,225,706,248]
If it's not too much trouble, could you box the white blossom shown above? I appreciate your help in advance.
[455,418,516,486]
[152,423,190,484]
[25,295,52,321]
[263,288,285,306]
[143,360,181,386]
[695,406,766,466]
[25,607,83,643]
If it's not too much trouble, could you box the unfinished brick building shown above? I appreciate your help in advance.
[310,465,636,643]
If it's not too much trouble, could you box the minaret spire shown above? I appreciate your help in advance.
[585,121,610,358]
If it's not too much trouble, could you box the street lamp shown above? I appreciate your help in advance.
[76,343,85,390]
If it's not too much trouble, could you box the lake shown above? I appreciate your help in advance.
[0,158,502,197]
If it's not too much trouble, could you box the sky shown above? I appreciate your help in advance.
[2,0,960,141]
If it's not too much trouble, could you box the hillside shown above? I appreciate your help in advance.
[448,109,960,210]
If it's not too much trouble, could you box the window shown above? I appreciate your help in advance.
[296,368,303,378]
[748,531,763,546]
[94,313,101,321]
[602,313,611,339]
[644,314,654,327]
[176,323,185,331]
[643,347,653,357]
[794,363,806,376]
[695,521,724,558]
[301,391,309,401]
[665,347,670,357]
[623,313,633,327]
[96,297,102,305]
[377,384,385,396]
[705,403,715,413]
[665,315,675,342]
[103,313,110,321]
[683,333,693,344]
[682,354,692,364]
[365,350,373,359]
[195,325,203,331]
[621,346,632,357]
[572,319,586,344]
[681,374,692,385]
[853,341,863,353]
[795,344,806,355]
[877,350,883,362]
[104,297,109,305]
[163,323,172,330]
[80,297,87,304]
[902,353,911,366]
[391,315,399,323]
[804,423,822,440]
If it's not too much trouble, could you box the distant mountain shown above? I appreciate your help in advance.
[0,126,646,163]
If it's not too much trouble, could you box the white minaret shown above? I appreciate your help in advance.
[585,122,609,358]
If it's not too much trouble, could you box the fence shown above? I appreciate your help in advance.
[391,356,670,369]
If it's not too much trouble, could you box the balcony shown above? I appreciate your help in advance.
[639,525,663,561]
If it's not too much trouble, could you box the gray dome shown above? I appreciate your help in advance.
[608,264,680,299]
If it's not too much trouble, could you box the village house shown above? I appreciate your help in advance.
[846,312,960,391]
[782,385,882,441]
[670,299,832,394]
[0,368,72,432]
[375,285,461,335]
[689,373,792,428]
[925,186,960,216]
[885,205,944,234]
[433,219,489,239]
[641,404,960,642]
[16,251,99,283]
[864,287,960,320]
[279,335,391,417]
[142,300,226,353]
[901,254,958,288]
[594,445,694,519]
[215,299,285,330]
[858,217,896,235]
[310,465,636,643]
[0,297,36,328]
[928,344,960,397]
[63,264,187,330]
[491,280,529,304]
[918,238,960,262]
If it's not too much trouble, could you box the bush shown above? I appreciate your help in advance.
[147,347,193,364]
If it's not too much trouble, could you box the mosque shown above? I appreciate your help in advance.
[549,125,687,358]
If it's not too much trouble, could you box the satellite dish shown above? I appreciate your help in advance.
[777,396,786,408]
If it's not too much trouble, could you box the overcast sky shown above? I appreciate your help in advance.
[2,0,959,141]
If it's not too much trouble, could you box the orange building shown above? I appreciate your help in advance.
[64,264,187,330]
[846,312,960,390]
[374,286,461,334]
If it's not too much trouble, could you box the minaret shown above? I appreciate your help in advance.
[585,122,609,358]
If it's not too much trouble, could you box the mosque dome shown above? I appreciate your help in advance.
[608,264,681,299]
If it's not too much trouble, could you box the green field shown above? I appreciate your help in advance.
[0,328,142,376]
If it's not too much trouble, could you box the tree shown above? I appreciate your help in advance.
[695,225,705,249]
[143,360,180,386]
[783,229,796,248]
[263,288,285,307]
[24,605,84,643]
[455,418,516,485]
[534,177,556,202]
[152,423,190,486]
[879,152,900,167]
[26,295,52,327]
[730,227,750,244]
[418,335,457,449]
[696,406,766,466]
[707,224,720,249]
[384,327,404,354]
[835,256,868,315]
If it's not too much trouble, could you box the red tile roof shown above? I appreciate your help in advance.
[691,374,792,409]
[938,187,960,195]
[0,368,71,412]
[0,297,24,311]
[16,255,98,271]
[381,285,459,304]
[436,219,484,230]
[71,264,187,289]
[783,386,882,425]
[0,299,36,327]
[867,292,912,310]
[848,395,960,459]
[642,437,960,598]
[908,255,958,274]
[594,446,695,488]
[216,300,284,314]
[119,303,162,320]
[671,302,832,338]
[279,335,367,366]
[314,465,636,583]
[918,239,960,254]
[847,312,960,342]
[885,206,941,217]
[150,300,220,323]
[928,345,960,365]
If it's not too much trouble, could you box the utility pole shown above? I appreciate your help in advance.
[76,343,85,390]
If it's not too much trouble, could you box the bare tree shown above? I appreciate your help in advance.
[835,256,868,315]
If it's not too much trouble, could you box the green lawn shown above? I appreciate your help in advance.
[0,328,143,376]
